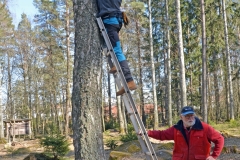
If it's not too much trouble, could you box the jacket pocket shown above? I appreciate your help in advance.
[173,153,183,160]
[194,154,207,160]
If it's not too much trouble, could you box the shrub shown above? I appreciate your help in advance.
[0,138,7,144]
[6,147,14,154]
[105,119,119,130]
[40,135,70,159]
[120,124,137,142]
[45,123,59,135]
[23,153,52,160]
[229,119,239,128]
[12,147,31,155]
[106,139,118,149]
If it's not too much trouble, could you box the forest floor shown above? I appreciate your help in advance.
[103,129,240,160]
[0,127,239,160]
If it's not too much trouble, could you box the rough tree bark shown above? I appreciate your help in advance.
[72,0,105,159]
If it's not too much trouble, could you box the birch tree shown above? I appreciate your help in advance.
[0,65,3,138]
[148,0,158,130]
[128,1,147,126]
[222,0,234,120]
[63,0,73,137]
[200,0,207,122]
[0,1,14,137]
[175,0,187,108]
[165,0,172,126]
[0,1,12,138]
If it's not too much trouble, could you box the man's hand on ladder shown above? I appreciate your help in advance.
[137,130,145,136]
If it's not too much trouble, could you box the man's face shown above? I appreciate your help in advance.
[181,114,195,127]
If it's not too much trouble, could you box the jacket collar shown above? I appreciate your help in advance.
[174,117,203,131]
[173,117,203,145]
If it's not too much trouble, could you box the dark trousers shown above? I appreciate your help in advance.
[103,17,133,82]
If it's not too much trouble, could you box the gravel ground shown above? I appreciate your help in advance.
[218,137,240,160]
[106,137,240,160]
[0,137,239,159]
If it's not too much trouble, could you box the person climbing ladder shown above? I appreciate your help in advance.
[96,0,137,96]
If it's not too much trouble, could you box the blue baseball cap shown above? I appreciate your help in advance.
[181,106,195,116]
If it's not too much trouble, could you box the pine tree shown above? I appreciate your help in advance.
[0,1,14,139]
[72,0,105,159]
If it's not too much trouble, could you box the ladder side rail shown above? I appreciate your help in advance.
[122,96,152,160]
[122,93,157,160]
[97,17,158,160]
[111,74,156,160]
[127,101,157,159]
[96,18,130,95]
[96,18,148,140]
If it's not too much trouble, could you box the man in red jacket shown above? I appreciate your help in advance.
[147,106,224,160]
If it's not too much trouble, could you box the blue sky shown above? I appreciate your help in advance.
[8,0,38,27]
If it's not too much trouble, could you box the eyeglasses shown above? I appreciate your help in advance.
[183,114,195,119]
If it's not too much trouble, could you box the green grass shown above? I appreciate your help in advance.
[211,120,240,137]
[12,147,31,155]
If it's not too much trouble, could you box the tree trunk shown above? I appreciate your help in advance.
[0,65,3,138]
[148,0,158,130]
[211,27,221,123]
[101,68,105,132]
[72,0,105,159]
[121,99,128,133]
[117,96,125,134]
[222,0,234,120]
[108,72,112,119]
[65,0,71,137]
[213,51,221,123]
[223,52,230,120]
[136,19,146,126]
[200,0,208,122]
[165,0,172,126]
[175,0,187,108]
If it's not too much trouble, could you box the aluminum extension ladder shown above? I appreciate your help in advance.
[96,17,158,160]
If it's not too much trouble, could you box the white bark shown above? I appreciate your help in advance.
[222,0,234,120]
[165,0,172,126]
[200,0,208,122]
[176,0,187,107]
[148,0,158,129]
[0,65,3,138]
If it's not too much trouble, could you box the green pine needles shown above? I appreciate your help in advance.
[40,135,70,159]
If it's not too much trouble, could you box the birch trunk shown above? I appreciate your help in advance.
[200,0,208,122]
[222,0,234,120]
[117,96,125,134]
[165,0,172,126]
[176,0,187,108]
[65,0,71,137]
[0,65,3,138]
[148,0,158,130]
[135,18,146,126]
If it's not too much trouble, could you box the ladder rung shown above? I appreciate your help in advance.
[127,111,139,116]
[101,48,108,55]
[145,151,156,156]
[127,112,134,115]
[145,151,151,155]
[96,17,157,160]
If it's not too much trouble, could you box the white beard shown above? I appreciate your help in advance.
[184,118,196,127]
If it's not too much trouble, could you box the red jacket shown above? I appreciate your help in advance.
[147,118,224,160]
